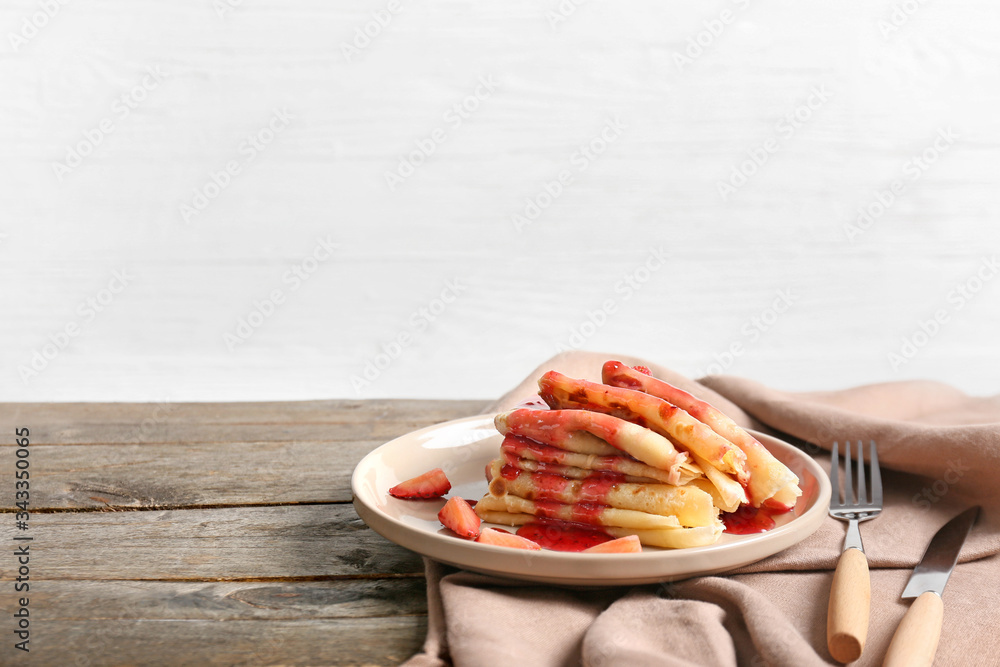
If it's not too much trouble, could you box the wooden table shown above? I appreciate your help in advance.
[0,399,487,666]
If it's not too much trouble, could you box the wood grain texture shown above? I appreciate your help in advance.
[0,399,481,665]
[826,547,871,663]
[0,399,490,429]
[24,583,429,667]
[24,617,427,667]
[0,441,381,508]
[33,579,429,620]
[882,591,944,667]
[0,399,489,443]
[29,581,429,664]
[0,399,487,509]
[0,504,425,580]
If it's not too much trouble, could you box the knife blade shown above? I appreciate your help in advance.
[882,506,980,667]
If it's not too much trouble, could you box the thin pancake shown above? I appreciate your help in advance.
[537,371,748,479]
[487,459,717,527]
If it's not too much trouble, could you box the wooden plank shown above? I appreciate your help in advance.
[0,400,490,446]
[33,579,428,621]
[2,616,426,667]
[0,402,449,663]
[0,399,492,510]
[0,440,388,510]
[0,504,425,581]
[1,420,471,446]
[0,399,489,428]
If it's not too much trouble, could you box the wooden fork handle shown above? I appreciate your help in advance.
[882,591,943,667]
[827,547,870,663]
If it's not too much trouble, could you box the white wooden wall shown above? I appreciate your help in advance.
[2,0,998,401]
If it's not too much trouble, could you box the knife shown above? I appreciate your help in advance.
[882,506,980,667]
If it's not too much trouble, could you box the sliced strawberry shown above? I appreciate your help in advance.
[476,527,541,550]
[438,497,481,539]
[388,468,451,499]
[631,365,652,376]
[582,535,642,553]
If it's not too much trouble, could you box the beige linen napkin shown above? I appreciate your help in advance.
[403,352,1000,667]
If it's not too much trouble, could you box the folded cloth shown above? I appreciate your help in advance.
[402,351,1000,667]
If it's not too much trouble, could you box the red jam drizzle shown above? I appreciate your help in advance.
[501,434,643,477]
[507,408,632,457]
[502,435,554,461]
[531,461,568,476]
[578,472,623,503]
[532,499,564,520]
[527,470,618,499]
[722,505,779,534]
[572,502,605,523]
[500,464,521,480]
[511,396,550,410]
[496,432,631,545]
[516,520,613,552]
[532,473,572,495]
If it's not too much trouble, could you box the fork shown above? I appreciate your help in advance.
[826,440,883,664]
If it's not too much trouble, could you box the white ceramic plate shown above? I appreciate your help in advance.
[352,415,831,586]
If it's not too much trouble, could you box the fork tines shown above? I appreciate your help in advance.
[830,440,882,512]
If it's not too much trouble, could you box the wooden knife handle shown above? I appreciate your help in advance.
[883,591,943,667]
[827,547,870,663]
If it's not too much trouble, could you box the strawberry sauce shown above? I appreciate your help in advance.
[500,464,521,480]
[532,473,573,495]
[500,434,640,470]
[516,469,623,509]
[722,505,778,534]
[516,520,613,552]
[579,472,623,503]
[505,407,632,455]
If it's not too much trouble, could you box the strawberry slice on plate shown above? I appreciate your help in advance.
[631,365,652,376]
[389,468,451,499]
[582,535,642,553]
[438,497,481,539]
[476,527,541,550]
